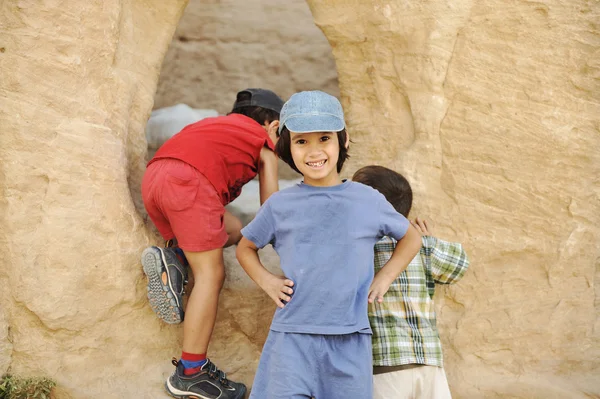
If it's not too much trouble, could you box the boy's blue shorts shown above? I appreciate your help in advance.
[249,331,373,399]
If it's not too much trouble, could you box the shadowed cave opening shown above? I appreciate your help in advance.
[143,0,340,225]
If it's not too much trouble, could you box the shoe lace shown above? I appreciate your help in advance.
[172,358,230,387]
[205,360,229,386]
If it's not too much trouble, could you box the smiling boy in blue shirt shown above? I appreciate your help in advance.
[236,91,422,398]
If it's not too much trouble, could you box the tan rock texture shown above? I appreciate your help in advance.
[308,0,600,398]
[0,307,10,376]
[153,0,339,115]
[1,1,599,399]
[1,1,200,398]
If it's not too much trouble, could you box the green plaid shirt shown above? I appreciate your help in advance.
[369,235,469,367]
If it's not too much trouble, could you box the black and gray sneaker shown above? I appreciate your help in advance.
[165,358,247,399]
[141,246,188,324]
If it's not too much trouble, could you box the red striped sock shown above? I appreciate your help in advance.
[181,352,207,376]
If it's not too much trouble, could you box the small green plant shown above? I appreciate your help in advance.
[0,374,56,399]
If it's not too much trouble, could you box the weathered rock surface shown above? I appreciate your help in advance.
[0,308,10,376]
[153,0,340,115]
[1,0,599,398]
[0,1,192,397]
[308,1,600,398]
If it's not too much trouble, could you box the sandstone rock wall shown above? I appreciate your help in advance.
[153,0,339,114]
[307,1,600,398]
[1,1,599,398]
[0,1,190,397]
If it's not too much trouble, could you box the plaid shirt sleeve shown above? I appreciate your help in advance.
[422,236,469,284]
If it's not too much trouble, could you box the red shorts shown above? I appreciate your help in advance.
[141,158,228,252]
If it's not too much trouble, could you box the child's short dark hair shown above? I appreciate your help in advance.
[275,126,350,175]
[230,91,280,126]
[352,165,412,217]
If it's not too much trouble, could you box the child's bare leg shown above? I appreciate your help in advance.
[182,211,240,296]
[224,210,242,247]
[182,248,225,354]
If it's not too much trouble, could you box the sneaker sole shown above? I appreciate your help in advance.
[141,246,184,324]
[165,379,247,399]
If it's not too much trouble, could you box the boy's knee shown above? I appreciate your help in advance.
[214,264,226,289]
[226,230,243,247]
[225,212,243,234]
[191,261,225,292]
[185,249,226,287]
[202,261,225,285]
[224,212,243,247]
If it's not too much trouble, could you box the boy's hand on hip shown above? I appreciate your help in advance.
[261,274,294,308]
[411,217,432,236]
[368,273,394,304]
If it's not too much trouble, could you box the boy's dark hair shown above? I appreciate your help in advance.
[275,126,350,175]
[229,89,281,126]
[352,165,413,217]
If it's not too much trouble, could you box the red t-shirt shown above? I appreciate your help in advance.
[148,114,275,205]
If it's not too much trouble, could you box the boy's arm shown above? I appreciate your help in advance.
[236,237,294,308]
[423,236,469,284]
[258,147,279,205]
[412,217,469,284]
[368,224,421,303]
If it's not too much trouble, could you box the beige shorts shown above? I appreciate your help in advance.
[373,364,452,399]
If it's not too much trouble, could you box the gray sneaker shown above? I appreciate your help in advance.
[141,246,188,324]
[165,358,247,399]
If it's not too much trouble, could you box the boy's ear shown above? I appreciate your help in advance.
[263,120,279,131]
[264,120,280,142]
[344,131,350,149]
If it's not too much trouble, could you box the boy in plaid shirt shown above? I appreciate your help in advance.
[353,166,470,399]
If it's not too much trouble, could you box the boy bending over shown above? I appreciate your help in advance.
[141,89,284,399]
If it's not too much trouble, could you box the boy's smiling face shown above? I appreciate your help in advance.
[290,131,343,187]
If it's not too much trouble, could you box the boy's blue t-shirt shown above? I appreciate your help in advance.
[241,180,409,335]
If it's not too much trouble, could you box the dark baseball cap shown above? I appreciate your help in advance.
[232,88,285,114]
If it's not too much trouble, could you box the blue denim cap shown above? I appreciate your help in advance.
[278,91,346,134]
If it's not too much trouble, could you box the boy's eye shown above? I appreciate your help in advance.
[320,136,330,142]
[295,139,306,145]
